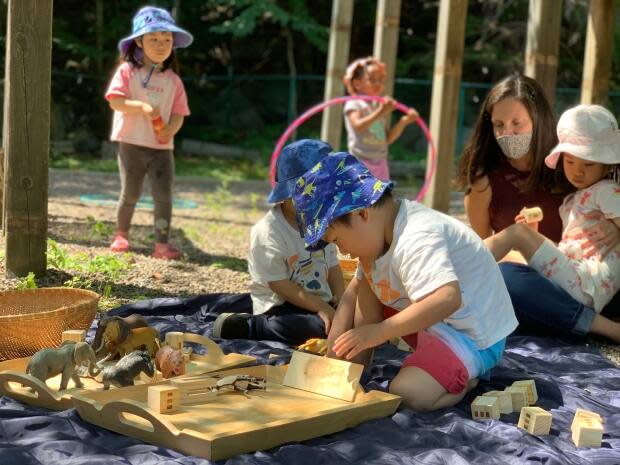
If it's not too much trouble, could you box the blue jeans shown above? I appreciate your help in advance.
[499,263,620,337]
[249,302,326,346]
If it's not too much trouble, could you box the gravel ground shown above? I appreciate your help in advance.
[0,169,617,366]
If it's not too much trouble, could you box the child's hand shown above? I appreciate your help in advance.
[380,97,396,115]
[400,108,419,125]
[141,102,154,115]
[333,323,385,360]
[156,124,174,144]
[515,207,542,232]
[318,306,336,335]
[514,212,539,231]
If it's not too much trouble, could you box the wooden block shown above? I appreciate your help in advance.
[483,390,513,414]
[471,395,500,420]
[148,385,180,414]
[165,332,184,350]
[571,408,602,431]
[282,351,363,402]
[520,206,543,223]
[572,416,604,448]
[62,330,86,343]
[505,386,528,412]
[518,406,552,435]
[512,380,538,405]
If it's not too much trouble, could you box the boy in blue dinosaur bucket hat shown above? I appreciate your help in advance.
[213,140,345,345]
[293,152,518,411]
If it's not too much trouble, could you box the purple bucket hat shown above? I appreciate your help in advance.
[118,6,193,54]
[293,152,393,251]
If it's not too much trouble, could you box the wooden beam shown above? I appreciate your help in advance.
[423,0,468,213]
[524,0,562,107]
[373,0,402,100]
[581,0,616,105]
[3,0,52,277]
[320,0,354,150]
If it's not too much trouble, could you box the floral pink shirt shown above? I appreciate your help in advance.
[557,179,620,308]
[105,63,190,150]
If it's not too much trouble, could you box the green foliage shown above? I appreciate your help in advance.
[16,272,37,290]
[209,0,328,51]
[86,216,114,239]
[48,239,130,279]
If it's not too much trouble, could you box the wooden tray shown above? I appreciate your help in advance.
[0,333,256,411]
[71,355,401,461]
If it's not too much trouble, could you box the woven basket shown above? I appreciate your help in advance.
[0,288,99,361]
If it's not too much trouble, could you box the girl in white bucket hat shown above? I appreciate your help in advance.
[485,104,620,342]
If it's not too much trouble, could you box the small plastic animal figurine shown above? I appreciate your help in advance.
[26,342,100,391]
[210,375,266,395]
[155,345,186,379]
[101,350,155,390]
[92,314,149,358]
[102,326,160,361]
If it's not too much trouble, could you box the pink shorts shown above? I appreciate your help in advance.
[383,307,469,394]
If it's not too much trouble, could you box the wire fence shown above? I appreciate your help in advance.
[40,71,620,161]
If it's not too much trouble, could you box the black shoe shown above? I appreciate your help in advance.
[212,313,252,339]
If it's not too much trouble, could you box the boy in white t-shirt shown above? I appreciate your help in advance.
[213,140,345,345]
[293,152,518,411]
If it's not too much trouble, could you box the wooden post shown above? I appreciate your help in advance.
[373,0,401,100]
[3,0,52,277]
[320,0,354,150]
[423,0,468,213]
[581,0,616,105]
[524,0,562,107]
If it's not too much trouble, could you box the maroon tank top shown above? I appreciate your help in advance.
[488,162,564,242]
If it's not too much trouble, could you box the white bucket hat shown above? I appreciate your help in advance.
[545,104,620,169]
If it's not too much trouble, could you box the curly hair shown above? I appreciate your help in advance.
[343,56,386,95]
[455,74,569,195]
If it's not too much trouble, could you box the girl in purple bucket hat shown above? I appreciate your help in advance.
[106,6,192,259]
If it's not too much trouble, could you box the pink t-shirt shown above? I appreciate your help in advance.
[105,62,190,150]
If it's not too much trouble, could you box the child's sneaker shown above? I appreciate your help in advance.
[110,234,129,253]
[151,242,182,260]
[212,313,252,339]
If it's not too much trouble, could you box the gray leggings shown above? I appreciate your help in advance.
[116,142,174,243]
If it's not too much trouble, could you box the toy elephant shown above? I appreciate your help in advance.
[101,350,155,390]
[26,342,100,391]
[155,346,186,379]
[109,326,160,359]
[92,313,149,359]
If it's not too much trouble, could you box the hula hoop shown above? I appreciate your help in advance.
[269,95,437,202]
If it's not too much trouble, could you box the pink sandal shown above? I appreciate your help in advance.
[151,242,182,260]
[110,233,129,253]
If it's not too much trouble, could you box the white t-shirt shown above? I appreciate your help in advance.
[248,206,340,315]
[357,200,518,350]
[344,99,388,161]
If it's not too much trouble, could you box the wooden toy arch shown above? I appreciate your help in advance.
[1,0,617,276]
